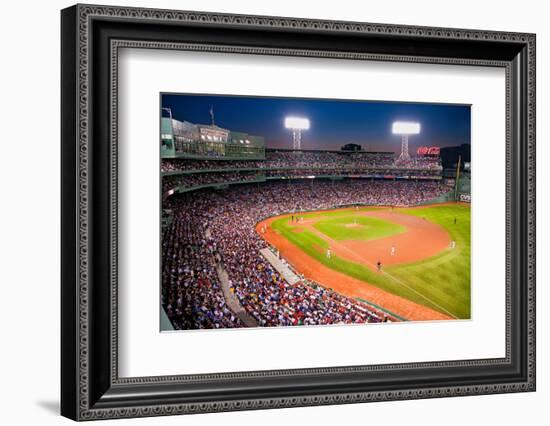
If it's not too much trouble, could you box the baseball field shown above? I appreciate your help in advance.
[256,203,470,321]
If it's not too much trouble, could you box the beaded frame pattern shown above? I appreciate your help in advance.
[73,4,535,420]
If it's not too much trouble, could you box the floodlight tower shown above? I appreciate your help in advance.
[392,121,421,164]
[285,117,310,150]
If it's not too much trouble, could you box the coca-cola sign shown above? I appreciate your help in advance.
[416,146,440,156]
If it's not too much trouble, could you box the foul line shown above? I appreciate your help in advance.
[379,270,458,319]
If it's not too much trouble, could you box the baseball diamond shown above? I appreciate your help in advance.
[257,203,470,320]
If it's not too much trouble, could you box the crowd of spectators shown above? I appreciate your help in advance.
[162,179,449,329]
[162,158,261,172]
[264,150,396,168]
[263,168,441,179]
[161,149,442,172]
[395,156,442,170]
[162,171,262,193]
[162,211,243,330]
[161,150,444,193]
[162,171,444,194]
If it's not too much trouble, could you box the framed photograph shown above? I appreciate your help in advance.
[61,4,536,421]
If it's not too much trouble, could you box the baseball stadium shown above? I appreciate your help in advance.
[160,96,471,331]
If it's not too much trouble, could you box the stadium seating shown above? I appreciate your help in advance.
[161,149,441,172]
[161,150,443,194]
[162,179,449,329]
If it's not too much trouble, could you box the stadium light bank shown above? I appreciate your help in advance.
[285,117,310,150]
[392,121,421,163]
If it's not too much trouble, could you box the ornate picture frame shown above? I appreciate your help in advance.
[61,4,535,421]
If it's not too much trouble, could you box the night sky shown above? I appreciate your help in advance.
[161,94,471,153]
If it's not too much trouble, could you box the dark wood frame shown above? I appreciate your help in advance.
[61,4,536,421]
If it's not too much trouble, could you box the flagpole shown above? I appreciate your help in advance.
[209,105,215,126]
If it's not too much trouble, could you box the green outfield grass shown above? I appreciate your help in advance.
[270,204,471,319]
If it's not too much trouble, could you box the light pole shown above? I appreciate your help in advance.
[285,117,310,150]
[392,121,421,164]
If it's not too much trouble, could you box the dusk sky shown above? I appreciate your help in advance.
[161,94,471,153]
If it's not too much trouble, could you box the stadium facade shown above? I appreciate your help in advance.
[161,116,265,159]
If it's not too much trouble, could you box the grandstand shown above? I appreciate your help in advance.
[161,148,444,198]
[161,145,457,330]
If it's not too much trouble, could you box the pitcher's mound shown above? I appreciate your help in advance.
[345,223,362,228]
